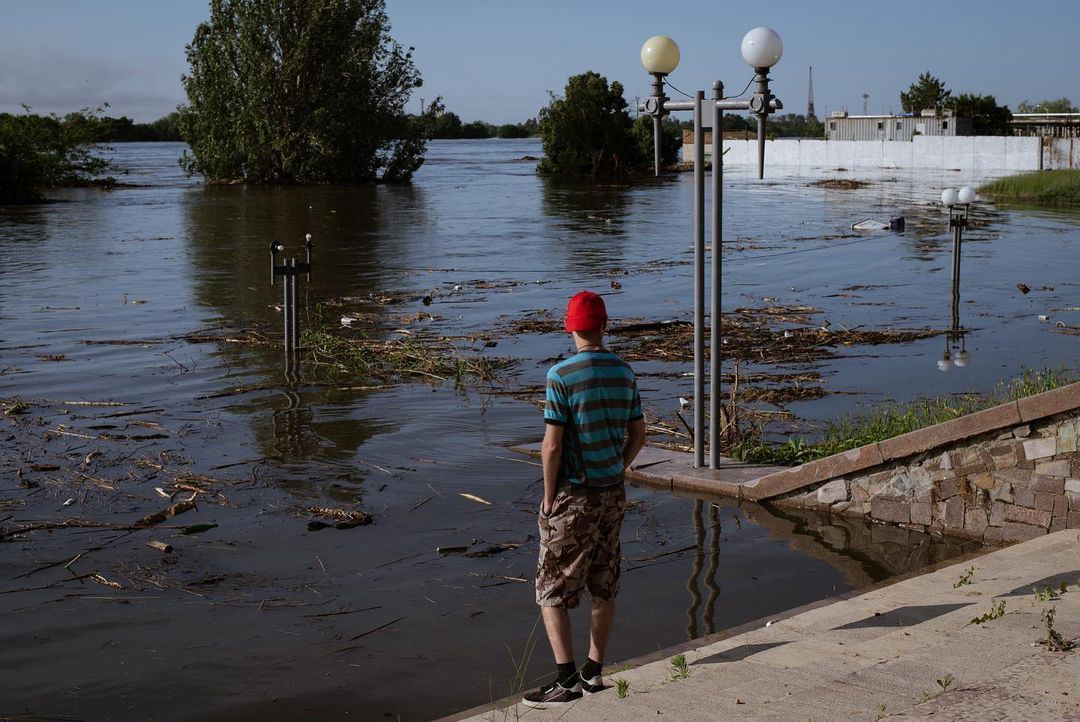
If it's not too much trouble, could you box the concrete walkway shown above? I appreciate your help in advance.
[511,442,785,497]
[458,530,1080,721]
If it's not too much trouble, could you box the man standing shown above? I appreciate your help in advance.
[522,290,647,709]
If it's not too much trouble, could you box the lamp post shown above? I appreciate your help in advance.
[937,187,974,371]
[640,28,784,469]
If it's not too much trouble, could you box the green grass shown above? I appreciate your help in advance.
[669,653,691,680]
[731,367,1079,466]
[978,169,1080,206]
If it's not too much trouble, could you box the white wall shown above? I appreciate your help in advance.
[686,136,1043,175]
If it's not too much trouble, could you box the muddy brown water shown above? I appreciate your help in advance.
[1,141,1078,720]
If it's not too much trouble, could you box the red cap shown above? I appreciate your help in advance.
[564,291,607,333]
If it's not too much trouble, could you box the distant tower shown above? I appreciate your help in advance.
[862,93,869,115]
[807,66,815,118]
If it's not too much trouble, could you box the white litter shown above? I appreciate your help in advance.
[851,219,889,231]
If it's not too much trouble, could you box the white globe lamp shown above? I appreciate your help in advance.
[958,186,976,205]
[941,188,959,207]
[641,36,680,75]
[741,27,783,69]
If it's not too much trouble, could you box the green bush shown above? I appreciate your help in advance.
[0,107,111,204]
[631,115,680,168]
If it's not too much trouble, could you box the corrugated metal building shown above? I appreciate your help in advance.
[826,111,972,141]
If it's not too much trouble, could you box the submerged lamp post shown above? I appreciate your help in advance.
[937,187,975,371]
[640,28,784,469]
[271,234,314,372]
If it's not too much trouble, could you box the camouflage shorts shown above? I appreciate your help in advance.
[535,484,627,609]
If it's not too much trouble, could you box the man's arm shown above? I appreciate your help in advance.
[623,417,646,470]
[541,422,564,515]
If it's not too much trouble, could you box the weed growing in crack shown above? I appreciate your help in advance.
[669,653,691,680]
[969,599,1006,626]
[1041,607,1074,652]
[936,673,956,693]
[953,566,976,588]
[614,678,630,699]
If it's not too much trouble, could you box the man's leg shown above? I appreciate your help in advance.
[541,606,574,664]
[587,596,616,663]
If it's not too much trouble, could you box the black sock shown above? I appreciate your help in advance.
[581,657,602,680]
[556,661,576,685]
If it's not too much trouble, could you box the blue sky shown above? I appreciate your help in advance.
[1,0,1076,123]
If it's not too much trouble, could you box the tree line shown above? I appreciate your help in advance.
[5,0,1079,203]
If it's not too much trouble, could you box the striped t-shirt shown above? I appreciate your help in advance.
[544,350,644,489]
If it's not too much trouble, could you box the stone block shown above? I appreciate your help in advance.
[876,402,1020,462]
[831,501,853,515]
[1013,425,1032,438]
[969,472,995,490]
[1069,511,1080,528]
[1030,474,1065,494]
[1050,515,1068,533]
[1023,436,1057,461]
[742,442,885,501]
[870,497,910,524]
[1067,478,1080,494]
[851,484,870,502]
[964,508,988,534]
[989,501,1005,526]
[935,477,962,500]
[1014,488,1036,508]
[957,446,982,467]
[816,479,849,505]
[994,469,1032,488]
[939,451,952,470]
[1000,522,1049,542]
[881,472,919,499]
[913,483,934,503]
[991,483,1013,504]
[930,468,954,483]
[1035,492,1057,511]
[1016,382,1080,423]
[1003,504,1051,529]
[987,444,1018,469]
[1058,423,1077,454]
[1035,459,1070,477]
[1068,491,1080,511]
[944,496,965,529]
[1018,460,1035,470]
[910,501,933,526]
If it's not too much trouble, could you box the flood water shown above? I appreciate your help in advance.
[1,140,1078,720]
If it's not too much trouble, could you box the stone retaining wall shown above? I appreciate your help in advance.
[775,410,1080,544]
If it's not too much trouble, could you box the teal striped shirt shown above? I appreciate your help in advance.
[544,350,644,489]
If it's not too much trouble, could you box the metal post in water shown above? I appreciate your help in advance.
[289,258,300,354]
[283,258,293,362]
[709,81,723,469]
[693,90,706,469]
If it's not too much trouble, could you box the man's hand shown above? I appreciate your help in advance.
[541,423,564,518]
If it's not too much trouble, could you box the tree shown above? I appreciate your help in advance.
[496,123,530,139]
[1017,98,1077,113]
[630,115,679,167]
[901,72,951,113]
[949,94,1012,135]
[178,0,431,184]
[538,71,645,177]
[765,113,824,139]
[0,107,112,204]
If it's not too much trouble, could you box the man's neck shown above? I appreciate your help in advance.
[575,343,605,353]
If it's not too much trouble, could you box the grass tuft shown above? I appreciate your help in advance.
[978,169,1080,206]
[731,367,1079,466]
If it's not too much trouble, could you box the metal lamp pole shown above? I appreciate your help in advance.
[640,28,784,469]
[938,187,974,371]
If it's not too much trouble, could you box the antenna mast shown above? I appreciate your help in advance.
[807,66,815,118]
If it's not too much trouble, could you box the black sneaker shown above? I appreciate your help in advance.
[521,679,583,709]
[579,673,604,694]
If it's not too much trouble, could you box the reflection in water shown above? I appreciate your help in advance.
[540,177,635,270]
[675,498,981,641]
[702,503,721,635]
[272,388,318,458]
[685,499,704,639]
